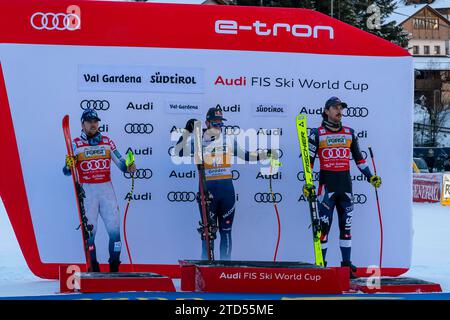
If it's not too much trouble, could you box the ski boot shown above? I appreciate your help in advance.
[109,260,121,273]
[341,261,357,279]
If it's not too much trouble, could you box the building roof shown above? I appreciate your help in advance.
[386,1,427,25]
[414,56,450,70]
[387,1,450,26]
[430,0,450,9]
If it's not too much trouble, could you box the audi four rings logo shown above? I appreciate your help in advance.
[321,148,350,159]
[343,107,369,118]
[254,192,282,203]
[223,126,241,135]
[80,159,110,172]
[80,100,110,111]
[31,12,81,31]
[167,192,197,202]
[257,149,284,159]
[297,171,320,182]
[125,123,154,134]
[124,169,153,180]
[352,194,367,204]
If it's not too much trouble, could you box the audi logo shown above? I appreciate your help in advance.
[350,150,368,161]
[352,194,367,204]
[79,159,110,172]
[31,12,81,31]
[125,123,154,134]
[80,100,110,111]
[321,148,350,160]
[257,148,283,159]
[343,107,369,118]
[223,125,241,135]
[124,169,153,180]
[167,191,196,202]
[254,192,282,203]
[232,170,240,180]
[168,146,194,157]
[297,171,320,182]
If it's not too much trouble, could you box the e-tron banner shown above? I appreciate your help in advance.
[0,0,413,279]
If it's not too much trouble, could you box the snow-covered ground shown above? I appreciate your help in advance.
[0,198,449,297]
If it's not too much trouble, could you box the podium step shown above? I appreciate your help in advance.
[179,260,349,294]
[350,277,442,293]
[59,266,175,293]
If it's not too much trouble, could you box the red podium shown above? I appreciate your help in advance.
[179,260,350,294]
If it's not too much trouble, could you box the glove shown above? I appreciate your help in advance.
[369,175,382,188]
[185,118,197,133]
[127,163,137,173]
[302,183,316,199]
[65,155,75,168]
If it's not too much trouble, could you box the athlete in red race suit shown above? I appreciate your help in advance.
[303,97,382,278]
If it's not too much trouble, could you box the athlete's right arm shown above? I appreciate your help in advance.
[308,128,319,168]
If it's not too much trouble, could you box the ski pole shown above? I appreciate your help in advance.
[268,155,282,262]
[368,147,383,271]
[123,150,135,272]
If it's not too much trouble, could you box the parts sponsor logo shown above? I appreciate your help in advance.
[256,172,282,180]
[321,148,350,160]
[84,147,106,158]
[150,72,197,85]
[326,136,347,146]
[166,101,202,115]
[253,103,287,117]
[215,104,241,113]
[257,128,283,136]
[344,107,369,118]
[79,159,110,172]
[254,192,282,203]
[127,102,154,110]
[124,123,154,134]
[297,171,320,182]
[124,169,152,180]
[31,12,81,31]
[169,170,196,179]
[80,100,110,111]
[352,194,367,204]
[167,191,197,202]
[125,192,152,201]
[214,76,246,86]
[215,20,334,40]
[78,66,204,94]
[257,148,283,159]
[223,125,241,135]
[125,147,153,156]
[232,170,240,181]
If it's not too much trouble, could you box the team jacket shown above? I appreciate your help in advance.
[63,134,127,183]
[308,125,372,193]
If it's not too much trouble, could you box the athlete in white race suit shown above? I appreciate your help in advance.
[63,109,136,272]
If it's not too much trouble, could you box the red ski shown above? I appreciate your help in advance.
[62,115,94,271]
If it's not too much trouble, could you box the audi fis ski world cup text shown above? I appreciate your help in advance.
[214,75,369,92]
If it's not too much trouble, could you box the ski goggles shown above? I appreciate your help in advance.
[210,121,224,128]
